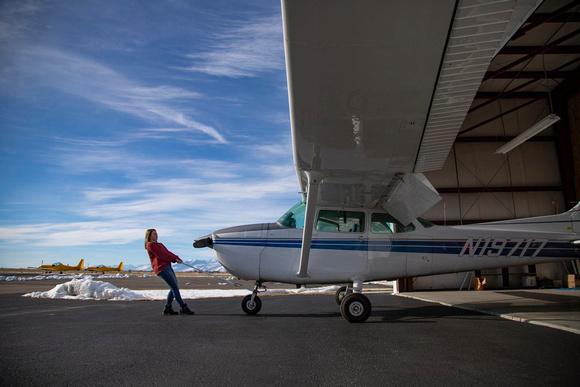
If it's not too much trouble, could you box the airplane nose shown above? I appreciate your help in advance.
[208,223,267,280]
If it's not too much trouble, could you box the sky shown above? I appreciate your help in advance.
[0,0,301,268]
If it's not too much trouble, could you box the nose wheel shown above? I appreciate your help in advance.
[241,281,264,315]
[241,294,262,315]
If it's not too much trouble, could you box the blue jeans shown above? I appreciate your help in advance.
[157,265,185,307]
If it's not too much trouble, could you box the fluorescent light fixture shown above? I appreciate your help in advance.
[495,114,560,154]
[571,240,580,245]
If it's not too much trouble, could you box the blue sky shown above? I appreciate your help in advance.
[0,0,301,268]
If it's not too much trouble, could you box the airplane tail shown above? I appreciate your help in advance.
[118,262,124,271]
[76,259,85,270]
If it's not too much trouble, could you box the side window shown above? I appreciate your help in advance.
[316,210,365,233]
[371,213,416,233]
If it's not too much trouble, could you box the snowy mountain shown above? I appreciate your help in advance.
[124,259,226,273]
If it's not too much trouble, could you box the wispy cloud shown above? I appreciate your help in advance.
[7,46,227,143]
[0,221,144,247]
[0,0,44,43]
[186,15,284,77]
[78,173,298,219]
[0,172,299,248]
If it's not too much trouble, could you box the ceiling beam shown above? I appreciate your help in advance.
[460,97,543,135]
[436,186,564,194]
[498,46,580,55]
[525,12,580,24]
[474,91,548,99]
[511,0,580,41]
[484,29,580,81]
[454,135,555,143]
[472,63,579,113]
[485,70,575,79]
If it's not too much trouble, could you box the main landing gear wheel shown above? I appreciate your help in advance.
[335,286,352,305]
[340,293,372,323]
[241,294,262,315]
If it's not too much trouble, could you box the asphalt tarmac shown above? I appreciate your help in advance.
[1,275,579,386]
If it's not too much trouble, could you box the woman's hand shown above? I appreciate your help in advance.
[176,257,183,263]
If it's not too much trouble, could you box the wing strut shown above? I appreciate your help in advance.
[296,170,325,278]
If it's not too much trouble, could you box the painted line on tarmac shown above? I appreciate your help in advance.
[395,293,580,336]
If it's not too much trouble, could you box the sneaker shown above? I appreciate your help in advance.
[180,304,195,315]
[163,305,178,315]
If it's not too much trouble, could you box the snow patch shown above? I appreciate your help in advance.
[23,279,342,301]
[24,278,149,301]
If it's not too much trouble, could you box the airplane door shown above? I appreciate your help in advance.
[367,214,434,279]
[367,213,407,279]
[308,209,367,278]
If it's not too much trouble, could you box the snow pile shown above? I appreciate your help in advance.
[23,278,341,301]
[24,278,150,301]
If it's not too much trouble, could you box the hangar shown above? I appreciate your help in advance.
[416,0,580,290]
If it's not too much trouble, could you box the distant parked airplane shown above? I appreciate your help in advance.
[39,259,84,273]
[86,262,124,273]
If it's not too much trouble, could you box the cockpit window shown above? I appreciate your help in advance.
[371,213,415,233]
[316,210,365,233]
[417,217,435,228]
[277,201,306,229]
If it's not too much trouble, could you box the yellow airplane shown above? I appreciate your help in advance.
[86,262,124,273]
[40,259,84,272]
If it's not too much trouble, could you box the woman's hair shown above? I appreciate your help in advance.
[144,229,156,250]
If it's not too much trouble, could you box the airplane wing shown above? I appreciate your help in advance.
[282,0,541,225]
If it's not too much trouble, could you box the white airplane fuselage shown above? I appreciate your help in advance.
[197,203,580,285]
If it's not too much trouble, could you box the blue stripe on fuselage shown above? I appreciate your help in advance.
[213,238,579,258]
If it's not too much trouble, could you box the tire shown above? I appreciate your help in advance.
[241,294,262,315]
[340,293,371,323]
[335,286,350,305]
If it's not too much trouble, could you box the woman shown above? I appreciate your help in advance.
[145,229,194,315]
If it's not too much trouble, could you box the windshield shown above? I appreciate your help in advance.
[277,202,306,229]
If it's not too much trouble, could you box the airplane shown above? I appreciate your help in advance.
[39,259,85,273]
[86,262,124,273]
[194,0,580,322]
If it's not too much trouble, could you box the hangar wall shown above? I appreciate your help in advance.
[417,75,579,290]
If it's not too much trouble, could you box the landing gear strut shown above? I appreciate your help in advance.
[241,281,263,315]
